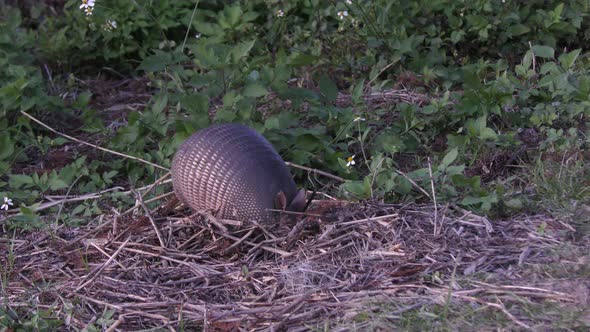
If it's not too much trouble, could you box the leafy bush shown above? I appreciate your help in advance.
[0,0,589,227]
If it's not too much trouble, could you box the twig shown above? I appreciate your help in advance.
[285,161,345,182]
[266,209,322,218]
[181,1,200,51]
[134,190,166,248]
[283,217,309,250]
[394,169,431,198]
[54,175,83,224]
[88,241,127,270]
[338,212,399,226]
[74,239,130,292]
[223,229,254,254]
[450,292,531,329]
[105,316,124,332]
[212,230,293,257]
[20,110,169,171]
[140,173,172,200]
[528,41,537,71]
[368,60,399,85]
[427,157,438,235]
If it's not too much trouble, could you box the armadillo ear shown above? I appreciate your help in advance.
[274,191,288,210]
[287,189,307,212]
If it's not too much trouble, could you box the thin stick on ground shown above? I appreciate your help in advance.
[450,292,531,329]
[134,190,166,248]
[285,161,345,182]
[74,239,130,292]
[395,169,431,199]
[427,157,439,236]
[21,110,169,171]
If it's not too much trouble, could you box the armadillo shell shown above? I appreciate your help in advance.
[171,123,298,223]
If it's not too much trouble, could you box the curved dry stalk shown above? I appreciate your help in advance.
[21,110,169,171]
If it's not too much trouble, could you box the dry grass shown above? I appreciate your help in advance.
[2,197,587,330]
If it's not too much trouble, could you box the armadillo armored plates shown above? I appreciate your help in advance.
[171,123,305,223]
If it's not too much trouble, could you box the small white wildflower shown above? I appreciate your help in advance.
[337,11,348,20]
[195,33,202,39]
[346,155,356,167]
[1,197,13,211]
[103,20,117,31]
[346,0,352,4]
[79,0,95,10]
[353,116,366,122]
[85,7,94,15]
[276,9,285,17]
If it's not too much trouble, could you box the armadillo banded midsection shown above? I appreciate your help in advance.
[171,123,304,223]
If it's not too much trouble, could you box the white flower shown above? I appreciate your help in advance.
[79,0,95,10]
[195,33,202,39]
[346,155,356,167]
[1,197,13,211]
[80,0,95,15]
[346,0,353,4]
[103,20,117,30]
[276,9,285,17]
[337,11,349,20]
[353,116,366,122]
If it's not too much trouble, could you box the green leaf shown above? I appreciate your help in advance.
[479,127,497,140]
[342,179,371,199]
[264,117,280,130]
[74,92,93,107]
[242,11,259,23]
[319,75,338,101]
[152,95,168,113]
[231,40,256,62]
[450,30,465,44]
[446,165,465,175]
[9,174,34,189]
[102,170,118,185]
[558,49,581,69]
[441,148,458,168]
[508,24,530,36]
[289,54,320,67]
[6,8,22,29]
[223,5,242,27]
[295,134,321,151]
[193,21,221,36]
[0,133,14,160]
[48,172,68,191]
[532,45,555,58]
[352,79,365,103]
[522,50,533,69]
[116,124,139,144]
[553,3,564,17]
[138,51,173,72]
[243,83,268,97]
[190,44,220,69]
[278,87,318,100]
[181,94,209,116]
[505,198,523,209]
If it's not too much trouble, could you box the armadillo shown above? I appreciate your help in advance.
[171,123,306,223]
